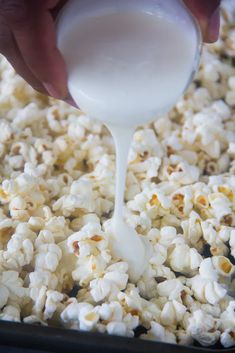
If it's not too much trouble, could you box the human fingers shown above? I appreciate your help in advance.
[183,0,221,43]
[0,0,68,98]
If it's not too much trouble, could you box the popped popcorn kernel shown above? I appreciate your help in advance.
[90,235,103,242]
[0,188,10,203]
[149,194,159,207]
[218,185,234,201]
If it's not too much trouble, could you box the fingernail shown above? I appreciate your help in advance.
[43,82,63,99]
[207,6,220,42]
[65,98,79,108]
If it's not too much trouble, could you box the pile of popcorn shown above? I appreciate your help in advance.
[0,0,235,349]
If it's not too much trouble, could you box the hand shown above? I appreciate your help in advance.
[0,0,221,103]
[184,0,221,43]
[0,0,68,100]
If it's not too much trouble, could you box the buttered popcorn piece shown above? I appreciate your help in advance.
[0,2,234,348]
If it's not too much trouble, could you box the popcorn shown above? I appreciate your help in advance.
[141,321,176,344]
[118,284,143,312]
[221,330,235,348]
[60,299,80,329]
[230,229,235,258]
[56,248,76,292]
[201,220,226,250]
[150,243,167,266]
[8,155,24,170]
[157,279,185,301]
[0,121,13,143]
[220,301,235,331]
[208,193,232,223]
[29,270,59,291]
[158,226,177,247]
[0,304,21,322]
[0,271,29,306]
[160,300,186,327]
[211,100,231,121]
[0,286,9,309]
[67,117,86,141]
[171,187,193,217]
[137,274,158,300]
[90,262,128,302]
[72,254,109,286]
[199,258,219,281]
[28,216,45,231]
[187,310,220,347]
[9,196,29,220]
[212,256,234,277]
[14,173,39,196]
[226,91,235,106]
[152,264,176,281]
[148,190,171,212]
[177,330,194,346]
[67,223,110,275]
[34,244,62,272]
[188,275,227,305]
[53,179,97,216]
[30,286,47,317]
[0,219,16,249]
[43,290,65,320]
[0,6,234,347]
[106,322,132,337]
[61,301,100,331]
[13,103,44,129]
[200,303,221,319]
[181,211,202,247]
[0,224,36,269]
[163,159,200,185]
[23,315,47,326]
[168,243,202,274]
[98,301,123,322]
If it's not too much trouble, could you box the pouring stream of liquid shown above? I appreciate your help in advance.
[109,125,150,282]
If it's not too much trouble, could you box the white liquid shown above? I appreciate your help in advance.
[57,6,200,282]
[109,125,151,282]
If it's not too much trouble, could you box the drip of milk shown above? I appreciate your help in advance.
[57,0,201,282]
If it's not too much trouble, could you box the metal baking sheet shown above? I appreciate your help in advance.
[0,321,234,353]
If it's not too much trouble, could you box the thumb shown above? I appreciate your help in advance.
[183,0,221,43]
